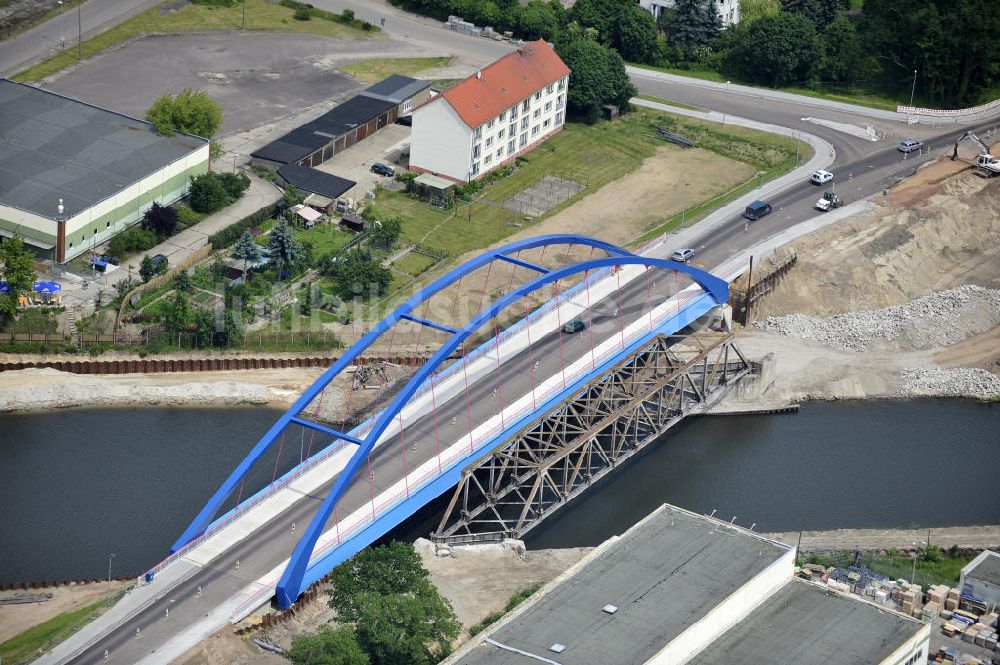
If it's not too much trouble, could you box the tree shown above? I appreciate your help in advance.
[165,292,192,332]
[289,625,369,665]
[189,173,231,214]
[232,230,261,279]
[353,587,460,665]
[557,38,636,123]
[665,0,722,58]
[781,0,838,30]
[139,255,157,283]
[0,235,36,323]
[140,202,179,238]
[569,0,658,63]
[738,0,780,28]
[174,269,194,294]
[368,217,402,249]
[145,88,223,138]
[267,218,302,281]
[724,12,820,87]
[511,0,561,40]
[327,249,391,300]
[218,171,251,200]
[819,18,863,82]
[328,542,429,622]
[193,307,216,349]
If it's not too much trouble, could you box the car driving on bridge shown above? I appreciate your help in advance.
[562,319,586,334]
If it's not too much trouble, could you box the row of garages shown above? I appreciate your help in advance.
[251,74,430,171]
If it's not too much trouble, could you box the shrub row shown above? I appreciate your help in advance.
[208,202,281,250]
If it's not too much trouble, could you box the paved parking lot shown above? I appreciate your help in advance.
[43,32,421,134]
[314,123,412,200]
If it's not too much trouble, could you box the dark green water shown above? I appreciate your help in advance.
[0,400,997,584]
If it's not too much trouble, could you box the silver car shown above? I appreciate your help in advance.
[898,139,924,153]
[671,248,695,262]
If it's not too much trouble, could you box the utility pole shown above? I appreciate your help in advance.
[106,553,116,606]
[909,70,917,108]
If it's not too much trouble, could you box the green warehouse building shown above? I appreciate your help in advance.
[0,79,210,263]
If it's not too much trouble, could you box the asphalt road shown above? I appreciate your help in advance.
[0,0,161,77]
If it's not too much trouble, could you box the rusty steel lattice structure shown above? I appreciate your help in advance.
[432,332,752,544]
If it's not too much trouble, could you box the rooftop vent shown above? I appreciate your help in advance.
[549,644,566,654]
[602,604,619,615]
[476,70,481,79]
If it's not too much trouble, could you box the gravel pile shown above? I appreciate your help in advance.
[901,367,1000,400]
[753,285,1000,352]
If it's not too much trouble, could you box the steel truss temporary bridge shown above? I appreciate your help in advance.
[433,333,752,543]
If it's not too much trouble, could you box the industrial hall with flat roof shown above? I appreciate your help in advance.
[0,79,209,263]
[445,504,930,665]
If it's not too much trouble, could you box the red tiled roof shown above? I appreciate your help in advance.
[432,40,570,129]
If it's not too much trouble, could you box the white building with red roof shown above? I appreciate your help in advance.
[409,40,570,183]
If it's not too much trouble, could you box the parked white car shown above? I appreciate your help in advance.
[811,169,833,185]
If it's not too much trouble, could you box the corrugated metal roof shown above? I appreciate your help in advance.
[0,79,207,218]
[251,95,396,165]
[277,164,356,200]
[359,74,431,104]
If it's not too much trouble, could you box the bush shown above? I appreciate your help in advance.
[217,171,251,199]
[189,172,231,214]
[293,7,310,20]
[174,204,204,230]
[108,226,157,257]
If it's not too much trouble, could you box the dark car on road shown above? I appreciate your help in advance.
[743,200,773,221]
[562,319,586,334]
[370,163,395,177]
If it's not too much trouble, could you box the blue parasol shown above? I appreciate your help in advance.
[32,281,62,294]
[0,282,11,294]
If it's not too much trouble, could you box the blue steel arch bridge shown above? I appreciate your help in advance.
[155,234,748,613]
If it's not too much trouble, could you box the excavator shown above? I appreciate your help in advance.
[951,131,1000,177]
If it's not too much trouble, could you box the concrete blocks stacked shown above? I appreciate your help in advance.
[946,586,961,611]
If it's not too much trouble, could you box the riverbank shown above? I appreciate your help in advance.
[761,525,1000,555]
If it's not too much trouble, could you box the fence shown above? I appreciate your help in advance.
[114,244,213,331]
[898,98,1000,123]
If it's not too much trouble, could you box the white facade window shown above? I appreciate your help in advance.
[508,139,515,154]
[546,84,554,94]
[486,136,493,147]
[534,91,541,101]
[519,132,527,148]
[557,95,564,110]
[556,111,563,125]
[484,154,492,165]
[543,119,550,128]
[495,147,503,158]
[558,77,565,90]
[521,117,528,131]
[533,108,541,119]
[521,100,529,113]
[509,122,516,136]
[532,125,539,137]
[471,161,480,176]
[544,101,552,112]
[473,144,481,159]
[487,119,495,129]
[402,99,412,113]
[474,127,482,140]
[498,128,505,139]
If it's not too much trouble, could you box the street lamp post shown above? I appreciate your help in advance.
[909,69,917,108]
[77,3,82,62]
[106,553,116,606]
[680,182,689,225]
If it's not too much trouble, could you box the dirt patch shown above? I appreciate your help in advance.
[934,324,1000,375]
[0,581,125,645]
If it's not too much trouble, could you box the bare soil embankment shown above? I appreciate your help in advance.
[732,151,1000,403]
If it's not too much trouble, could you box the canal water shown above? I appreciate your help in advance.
[0,400,997,584]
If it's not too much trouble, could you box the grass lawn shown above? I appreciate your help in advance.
[636,93,708,113]
[369,106,804,260]
[295,224,354,259]
[393,252,438,276]
[629,63,902,112]
[340,56,452,84]
[0,598,105,663]
[14,0,378,82]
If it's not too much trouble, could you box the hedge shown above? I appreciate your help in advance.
[208,202,281,250]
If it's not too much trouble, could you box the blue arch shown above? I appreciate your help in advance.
[274,253,728,607]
